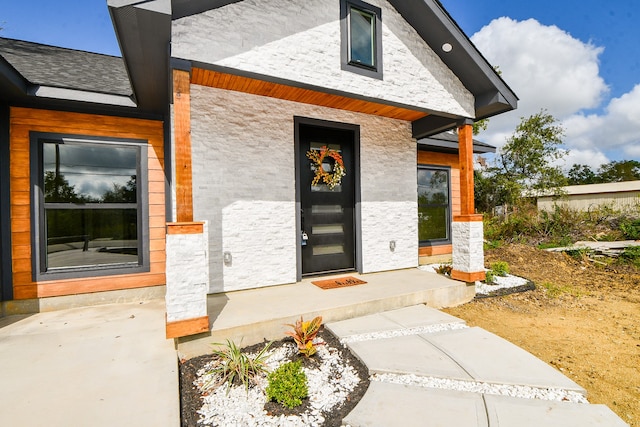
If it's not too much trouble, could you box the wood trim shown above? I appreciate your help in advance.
[166,222,205,235]
[419,244,452,256]
[451,269,486,283]
[458,123,475,216]
[191,68,429,122]
[173,69,194,223]
[9,107,166,299]
[166,315,210,339]
[453,214,484,222]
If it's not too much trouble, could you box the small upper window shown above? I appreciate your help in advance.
[341,0,382,79]
[349,6,376,68]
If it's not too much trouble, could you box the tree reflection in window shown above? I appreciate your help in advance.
[41,141,140,271]
[418,168,450,242]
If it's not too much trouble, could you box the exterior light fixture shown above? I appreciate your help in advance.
[442,43,453,52]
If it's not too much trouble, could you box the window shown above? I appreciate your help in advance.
[341,0,382,79]
[32,134,149,280]
[418,166,451,245]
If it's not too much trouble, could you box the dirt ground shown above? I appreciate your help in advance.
[444,244,640,426]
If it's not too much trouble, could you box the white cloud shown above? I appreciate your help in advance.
[471,17,640,166]
[471,17,610,153]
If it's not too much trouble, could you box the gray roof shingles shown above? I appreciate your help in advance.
[0,37,132,97]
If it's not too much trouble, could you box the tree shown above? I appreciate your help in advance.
[474,110,567,212]
[567,164,599,185]
[597,160,640,183]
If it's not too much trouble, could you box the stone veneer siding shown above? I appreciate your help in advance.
[172,0,474,118]
[189,85,417,293]
[165,224,209,322]
[451,220,484,275]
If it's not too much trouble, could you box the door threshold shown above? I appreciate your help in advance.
[302,268,357,278]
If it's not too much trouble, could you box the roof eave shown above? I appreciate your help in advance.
[108,0,172,115]
[388,0,517,138]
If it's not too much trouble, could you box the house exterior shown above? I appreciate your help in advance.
[537,181,640,213]
[0,0,516,336]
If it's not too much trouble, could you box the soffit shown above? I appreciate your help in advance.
[191,68,429,122]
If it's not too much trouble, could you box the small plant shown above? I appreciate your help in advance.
[485,270,496,284]
[619,245,640,267]
[620,219,640,240]
[434,263,452,276]
[541,282,581,299]
[204,339,271,392]
[285,316,322,358]
[490,261,510,276]
[265,361,309,409]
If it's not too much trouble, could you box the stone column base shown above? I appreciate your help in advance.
[452,214,485,283]
[165,222,210,338]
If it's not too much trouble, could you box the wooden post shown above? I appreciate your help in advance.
[450,119,486,283]
[458,120,475,216]
[173,69,194,223]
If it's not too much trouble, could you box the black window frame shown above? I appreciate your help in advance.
[340,0,383,80]
[30,132,150,281]
[418,165,452,247]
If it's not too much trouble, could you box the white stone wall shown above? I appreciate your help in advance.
[172,0,474,118]
[189,85,418,292]
[452,221,484,273]
[165,224,209,322]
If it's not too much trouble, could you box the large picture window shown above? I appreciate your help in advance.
[418,166,451,245]
[340,0,383,79]
[32,134,149,279]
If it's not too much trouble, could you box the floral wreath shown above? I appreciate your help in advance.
[306,146,346,190]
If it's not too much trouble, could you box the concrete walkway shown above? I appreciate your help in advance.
[326,305,628,427]
[0,300,179,427]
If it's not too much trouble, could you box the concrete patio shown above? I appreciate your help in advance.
[177,268,475,358]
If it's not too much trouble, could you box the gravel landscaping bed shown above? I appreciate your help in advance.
[179,328,369,427]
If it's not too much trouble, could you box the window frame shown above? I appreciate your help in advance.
[418,165,452,247]
[30,132,150,281]
[340,0,383,79]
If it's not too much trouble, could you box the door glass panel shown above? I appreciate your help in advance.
[312,224,344,235]
[312,244,345,256]
[311,205,343,214]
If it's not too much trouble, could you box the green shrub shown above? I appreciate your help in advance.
[490,261,510,276]
[266,361,308,409]
[485,270,495,284]
[620,219,640,240]
[204,339,271,393]
[619,245,640,267]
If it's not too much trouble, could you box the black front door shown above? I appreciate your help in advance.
[299,124,355,275]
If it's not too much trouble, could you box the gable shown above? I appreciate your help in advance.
[172,0,475,118]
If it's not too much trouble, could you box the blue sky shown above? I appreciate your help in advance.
[2,0,639,168]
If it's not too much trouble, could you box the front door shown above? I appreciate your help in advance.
[299,124,356,275]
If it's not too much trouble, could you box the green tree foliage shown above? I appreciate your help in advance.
[567,164,599,185]
[475,110,567,212]
[598,160,640,183]
[566,160,640,185]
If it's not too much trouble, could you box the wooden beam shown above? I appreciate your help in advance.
[191,68,429,122]
[458,122,475,216]
[173,69,194,223]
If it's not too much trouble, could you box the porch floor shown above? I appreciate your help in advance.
[177,268,474,358]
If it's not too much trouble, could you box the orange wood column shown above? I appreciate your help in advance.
[173,69,194,223]
[458,120,475,216]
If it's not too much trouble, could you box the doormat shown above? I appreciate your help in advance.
[311,276,367,290]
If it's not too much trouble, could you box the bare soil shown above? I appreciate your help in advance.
[444,244,640,426]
